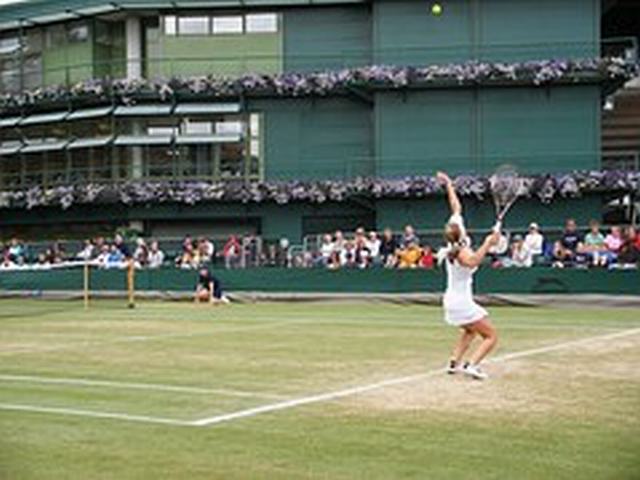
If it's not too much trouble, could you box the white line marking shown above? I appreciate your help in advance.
[0,374,284,400]
[192,327,640,427]
[2,328,639,427]
[0,403,192,426]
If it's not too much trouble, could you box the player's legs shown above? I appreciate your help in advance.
[468,317,497,364]
[448,328,475,372]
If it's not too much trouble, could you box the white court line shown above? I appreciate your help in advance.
[0,403,192,426]
[0,374,285,400]
[191,327,640,427]
[2,327,639,428]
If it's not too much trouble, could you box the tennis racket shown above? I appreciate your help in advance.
[489,164,522,232]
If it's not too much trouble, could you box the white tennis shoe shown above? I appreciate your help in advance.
[446,360,459,375]
[463,363,488,380]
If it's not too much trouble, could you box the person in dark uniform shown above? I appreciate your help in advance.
[194,267,229,304]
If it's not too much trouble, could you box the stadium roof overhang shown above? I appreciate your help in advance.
[0,0,369,32]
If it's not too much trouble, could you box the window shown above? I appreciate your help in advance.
[178,16,210,35]
[248,113,262,178]
[0,36,20,56]
[147,126,177,136]
[212,16,243,34]
[219,143,245,178]
[24,30,43,54]
[246,14,278,33]
[67,22,89,43]
[183,121,213,135]
[46,25,66,48]
[216,121,243,136]
[164,16,177,36]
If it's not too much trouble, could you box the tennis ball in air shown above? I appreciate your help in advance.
[431,3,443,16]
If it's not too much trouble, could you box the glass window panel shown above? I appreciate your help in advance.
[1,158,22,188]
[250,113,260,136]
[46,151,67,185]
[46,25,66,49]
[246,14,278,33]
[219,143,245,178]
[183,121,212,135]
[164,16,177,35]
[70,150,91,183]
[24,154,44,186]
[212,16,243,34]
[147,126,177,136]
[250,139,260,157]
[68,22,89,43]
[146,145,174,178]
[0,35,20,56]
[216,121,244,135]
[23,55,42,90]
[93,148,113,181]
[178,16,210,35]
[24,30,43,55]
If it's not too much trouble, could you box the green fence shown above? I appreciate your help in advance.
[0,267,638,295]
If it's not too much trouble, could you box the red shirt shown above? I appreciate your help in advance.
[420,251,435,269]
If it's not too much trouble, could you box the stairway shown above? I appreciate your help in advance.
[602,78,640,170]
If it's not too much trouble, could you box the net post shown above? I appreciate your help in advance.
[127,260,135,309]
[83,261,90,310]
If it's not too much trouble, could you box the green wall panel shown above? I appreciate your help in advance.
[283,6,371,72]
[250,97,372,180]
[1,267,638,296]
[375,90,475,176]
[479,86,600,174]
[373,0,599,65]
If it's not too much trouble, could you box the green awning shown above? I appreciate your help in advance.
[114,135,173,146]
[22,141,69,153]
[20,111,69,126]
[67,106,114,121]
[175,134,241,144]
[174,103,241,115]
[114,105,173,116]
[68,136,114,149]
[0,143,22,155]
[0,116,22,128]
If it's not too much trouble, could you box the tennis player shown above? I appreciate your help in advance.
[436,171,499,380]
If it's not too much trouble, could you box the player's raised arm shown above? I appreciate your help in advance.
[457,232,499,269]
[436,171,461,215]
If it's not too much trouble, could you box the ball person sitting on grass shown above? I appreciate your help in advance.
[195,267,230,305]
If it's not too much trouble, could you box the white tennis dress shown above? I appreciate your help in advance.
[442,214,488,327]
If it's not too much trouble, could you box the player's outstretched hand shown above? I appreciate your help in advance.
[436,171,452,185]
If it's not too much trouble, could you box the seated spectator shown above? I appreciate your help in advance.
[113,234,130,259]
[367,231,381,264]
[354,235,372,269]
[580,220,612,267]
[133,238,149,268]
[401,225,419,249]
[148,241,165,269]
[177,243,200,270]
[339,241,357,268]
[76,239,95,261]
[317,234,335,268]
[380,228,398,268]
[223,235,241,269]
[7,238,25,263]
[397,240,422,269]
[420,245,435,269]
[613,228,640,268]
[96,245,110,267]
[553,218,582,267]
[524,222,544,257]
[198,237,215,263]
[630,226,640,251]
[604,226,624,256]
[194,267,229,304]
[105,245,125,269]
[489,231,510,267]
[506,234,533,268]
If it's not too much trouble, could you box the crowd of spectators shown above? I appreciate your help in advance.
[2,219,640,272]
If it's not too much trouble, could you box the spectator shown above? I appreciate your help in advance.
[613,228,640,268]
[420,245,435,269]
[507,234,533,268]
[133,238,149,268]
[354,234,372,269]
[197,237,215,263]
[380,228,398,268]
[397,240,422,269]
[77,239,95,261]
[7,238,25,263]
[367,231,381,264]
[489,231,510,267]
[629,226,640,251]
[105,245,125,269]
[148,241,165,269]
[580,220,611,267]
[604,226,624,255]
[401,225,419,249]
[339,241,357,268]
[96,245,110,267]
[524,222,544,257]
[114,234,130,259]
[553,218,582,267]
[223,235,241,269]
[318,234,335,268]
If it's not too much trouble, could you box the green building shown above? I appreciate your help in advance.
[0,0,636,241]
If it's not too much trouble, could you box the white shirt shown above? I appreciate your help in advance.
[524,232,544,256]
[511,244,533,267]
[367,239,381,258]
[148,250,165,269]
[320,241,334,259]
